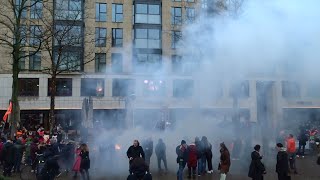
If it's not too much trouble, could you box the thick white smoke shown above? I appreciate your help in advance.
[91,0,320,177]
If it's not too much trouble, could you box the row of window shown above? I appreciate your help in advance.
[96,3,123,22]
[95,28,123,47]
[17,78,195,98]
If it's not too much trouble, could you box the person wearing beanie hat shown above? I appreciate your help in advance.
[248,144,266,180]
[176,140,188,180]
[276,143,289,180]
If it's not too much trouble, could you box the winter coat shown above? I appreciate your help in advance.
[72,148,81,172]
[248,151,265,180]
[195,140,204,159]
[286,138,296,153]
[30,142,38,161]
[298,133,308,146]
[155,141,166,157]
[276,149,289,175]
[187,144,197,168]
[2,142,16,164]
[130,157,149,176]
[176,145,188,164]
[127,145,145,160]
[219,149,231,173]
[80,150,90,170]
[142,140,153,157]
[14,140,25,161]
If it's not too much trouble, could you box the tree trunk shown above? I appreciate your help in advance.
[10,53,20,139]
[49,75,57,133]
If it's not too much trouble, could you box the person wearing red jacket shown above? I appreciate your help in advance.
[286,134,298,174]
[187,142,197,179]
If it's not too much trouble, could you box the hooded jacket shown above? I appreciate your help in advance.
[276,148,289,175]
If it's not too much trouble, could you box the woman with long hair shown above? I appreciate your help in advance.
[218,143,231,180]
[80,143,90,180]
[72,143,81,179]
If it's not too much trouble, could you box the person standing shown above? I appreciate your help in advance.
[2,140,16,177]
[195,137,205,176]
[218,143,231,180]
[248,145,266,180]
[80,144,90,180]
[187,141,197,179]
[276,143,289,180]
[155,138,168,172]
[142,137,153,166]
[13,139,24,173]
[127,140,145,172]
[286,134,297,174]
[297,131,308,158]
[72,144,81,179]
[176,140,188,180]
[202,136,213,174]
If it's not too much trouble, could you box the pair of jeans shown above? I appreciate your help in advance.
[177,162,186,180]
[298,144,305,156]
[288,153,297,172]
[197,156,206,175]
[206,154,213,171]
[157,155,168,171]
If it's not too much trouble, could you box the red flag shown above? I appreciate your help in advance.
[3,102,12,122]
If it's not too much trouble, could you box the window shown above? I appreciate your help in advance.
[171,31,182,48]
[112,28,123,47]
[173,80,194,98]
[134,53,162,73]
[30,0,43,19]
[187,0,195,2]
[81,79,104,97]
[19,25,27,46]
[95,28,107,47]
[54,51,81,71]
[111,53,123,73]
[15,0,27,18]
[95,53,106,73]
[171,7,182,25]
[112,4,123,22]
[112,79,135,97]
[96,3,107,22]
[306,83,320,98]
[55,25,82,46]
[29,52,41,70]
[186,8,195,23]
[30,25,42,46]
[48,78,72,96]
[230,81,250,98]
[172,55,182,74]
[19,51,26,70]
[143,79,165,96]
[135,4,161,24]
[172,55,198,75]
[19,78,39,96]
[282,81,300,98]
[135,28,161,49]
[55,0,82,20]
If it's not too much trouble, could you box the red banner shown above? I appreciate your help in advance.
[3,102,12,122]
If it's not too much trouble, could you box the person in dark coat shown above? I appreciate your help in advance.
[127,140,145,171]
[297,131,308,157]
[61,141,74,172]
[276,143,289,180]
[129,157,150,179]
[142,138,153,166]
[187,142,197,178]
[80,144,90,180]
[195,137,205,176]
[176,140,188,180]
[202,136,213,173]
[13,139,25,173]
[155,138,168,172]
[248,145,266,180]
[218,143,231,180]
[2,140,16,177]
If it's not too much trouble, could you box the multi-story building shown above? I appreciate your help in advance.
[0,0,319,133]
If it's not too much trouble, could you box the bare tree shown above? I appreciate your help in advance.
[0,0,42,137]
[38,0,109,131]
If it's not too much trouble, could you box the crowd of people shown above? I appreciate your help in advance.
[0,125,91,180]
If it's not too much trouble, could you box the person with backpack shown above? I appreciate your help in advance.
[155,138,168,173]
[248,145,266,180]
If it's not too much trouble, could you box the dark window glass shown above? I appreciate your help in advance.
[112,4,123,22]
[29,52,41,70]
[112,28,123,47]
[230,81,250,98]
[15,0,27,18]
[186,7,195,23]
[135,4,160,24]
[19,78,39,96]
[48,78,72,96]
[96,3,107,22]
[95,28,107,47]
[134,53,162,73]
[282,81,300,98]
[112,79,135,97]
[171,7,182,25]
[143,79,165,96]
[111,53,123,73]
[55,25,82,46]
[135,28,161,49]
[81,78,104,97]
[55,0,82,20]
[30,25,42,46]
[171,31,182,48]
[19,51,26,71]
[173,80,194,98]
[30,0,43,19]
[95,53,106,73]
[54,51,81,71]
